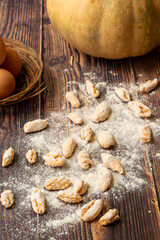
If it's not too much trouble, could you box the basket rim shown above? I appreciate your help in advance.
[0,39,44,106]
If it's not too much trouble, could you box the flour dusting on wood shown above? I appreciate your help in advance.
[1,72,160,238]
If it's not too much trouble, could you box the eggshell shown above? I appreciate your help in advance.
[0,38,6,66]
[1,47,22,78]
[0,69,16,99]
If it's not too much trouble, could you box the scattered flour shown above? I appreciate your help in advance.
[156,152,160,158]
[1,73,160,239]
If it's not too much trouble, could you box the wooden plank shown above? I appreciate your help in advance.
[131,49,160,206]
[0,0,160,239]
[0,0,42,239]
[42,2,160,240]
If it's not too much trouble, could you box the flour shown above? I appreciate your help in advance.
[1,73,160,238]
[156,152,160,158]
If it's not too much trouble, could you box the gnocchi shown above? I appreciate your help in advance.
[98,131,115,148]
[81,199,103,221]
[2,147,14,167]
[78,150,93,169]
[81,125,93,143]
[26,149,38,164]
[67,112,83,124]
[65,91,81,108]
[140,78,158,93]
[31,189,45,214]
[86,79,100,98]
[45,177,71,190]
[140,126,152,143]
[24,119,48,133]
[115,87,131,102]
[62,138,76,158]
[128,101,151,118]
[74,180,88,195]
[99,209,120,225]
[98,169,113,192]
[101,153,124,175]
[57,190,82,203]
[92,102,111,123]
[1,190,14,208]
[43,152,64,167]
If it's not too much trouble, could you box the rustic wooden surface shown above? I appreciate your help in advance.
[0,0,160,239]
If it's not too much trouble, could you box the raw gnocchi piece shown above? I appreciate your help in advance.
[67,112,83,124]
[140,126,152,143]
[74,180,88,195]
[2,147,14,167]
[26,149,38,164]
[99,209,120,225]
[81,125,93,143]
[45,177,71,190]
[98,131,115,148]
[62,138,76,158]
[92,102,111,123]
[140,78,159,93]
[98,169,113,192]
[57,190,82,203]
[1,190,14,208]
[31,188,45,214]
[65,91,81,108]
[86,79,100,98]
[24,119,48,133]
[43,152,64,167]
[115,87,131,102]
[81,199,103,221]
[128,101,151,118]
[78,150,93,169]
[101,153,124,175]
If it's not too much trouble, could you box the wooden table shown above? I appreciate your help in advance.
[0,1,160,239]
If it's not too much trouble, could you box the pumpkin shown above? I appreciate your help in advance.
[47,0,160,59]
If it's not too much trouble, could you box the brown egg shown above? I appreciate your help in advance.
[0,38,6,66]
[1,47,22,78]
[0,69,16,99]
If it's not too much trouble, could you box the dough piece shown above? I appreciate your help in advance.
[24,119,48,133]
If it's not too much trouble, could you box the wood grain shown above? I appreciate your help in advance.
[0,0,160,239]
[0,0,42,240]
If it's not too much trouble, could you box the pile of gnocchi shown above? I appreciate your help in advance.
[0,77,158,226]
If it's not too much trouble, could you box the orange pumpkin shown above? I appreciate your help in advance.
[47,0,160,59]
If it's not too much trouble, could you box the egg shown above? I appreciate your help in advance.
[1,47,22,78]
[0,69,16,99]
[0,38,6,66]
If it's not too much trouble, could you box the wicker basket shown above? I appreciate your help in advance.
[0,39,45,106]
